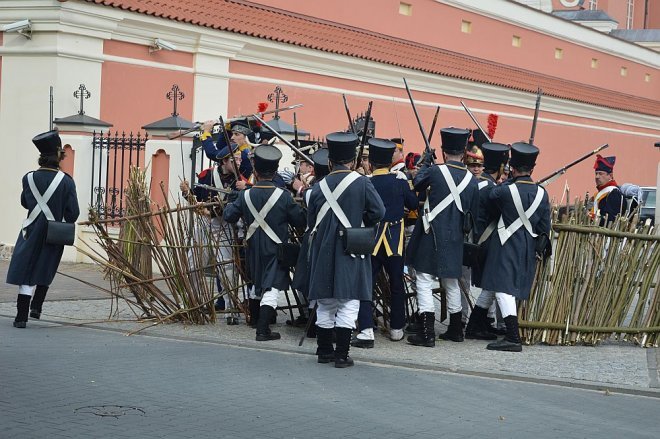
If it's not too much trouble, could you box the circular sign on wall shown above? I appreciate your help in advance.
[560,0,585,7]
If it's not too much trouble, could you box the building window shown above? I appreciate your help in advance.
[461,20,472,34]
[626,0,634,29]
[555,48,563,59]
[589,0,598,10]
[512,35,522,47]
[399,2,412,16]
[645,73,651,82]
[591,58,599,68]
[621,66,628,77]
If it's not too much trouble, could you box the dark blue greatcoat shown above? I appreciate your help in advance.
[201,135,253,180]
[406,161,479,279]
[7,169,80,286]
[596,186,624,226]
[223,181,305,293]
[480,176,551,299]
[306,169,385,301]
[471,173,497,287]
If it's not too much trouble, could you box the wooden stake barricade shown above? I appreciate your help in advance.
[519,200,659,347]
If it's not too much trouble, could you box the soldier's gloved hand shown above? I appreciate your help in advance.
[421,149,436,166]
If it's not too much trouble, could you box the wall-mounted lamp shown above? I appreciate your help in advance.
[149,38,176,53]
[2,19,32,39]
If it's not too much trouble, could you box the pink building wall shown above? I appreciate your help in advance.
[252,0,657,98]
[100,40,194,134]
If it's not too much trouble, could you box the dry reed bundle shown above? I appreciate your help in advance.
[78,167,249,325]
[520,200,659,347]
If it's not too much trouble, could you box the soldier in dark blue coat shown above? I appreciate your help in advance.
[291,148,330,337]
[352,138,418,348]
[199,119,253,188]
[6,130,80,328]
[591,155,624,226]
[479,143,551,352]
[465,142,512,340]
[307,132,385,367]
[406,128,479,347]
[223,145,306,341]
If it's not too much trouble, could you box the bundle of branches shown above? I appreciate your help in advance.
[79,167,248,325]
[520,200,659,347]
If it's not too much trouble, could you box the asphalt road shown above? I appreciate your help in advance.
[1,317,658,439]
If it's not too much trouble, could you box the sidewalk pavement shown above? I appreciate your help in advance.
[1,260,658,396]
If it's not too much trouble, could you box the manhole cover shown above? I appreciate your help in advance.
[75,405,145,418]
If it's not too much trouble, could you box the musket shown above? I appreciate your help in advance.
[537,143,609,187]
[529,88,542,145]
[403,78,432,154]
[460,100,492,143]
[167,103,304,140]
[251,113,314,164]
[355,101,373,169]
[49,86,54,131]
[193,184,233,195]
[427,105,441,144]
[293,112,301,170]
[218,115,241,181]
[342,94,357,134]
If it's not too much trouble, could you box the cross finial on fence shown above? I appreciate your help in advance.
[267,86,288,120]
[166,84,185,117]
[73,84,91,116]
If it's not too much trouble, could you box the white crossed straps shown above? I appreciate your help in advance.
[496,184,544,245]
[422,165,472,234]
[244,188,284,243]
[22,171,66,238]
[311,172,362,235]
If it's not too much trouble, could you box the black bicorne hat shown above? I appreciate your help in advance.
[253,144,282,174]
[510,142,539,168]
[481,142,510,172]
[326,132,359,163]
[312,148,330,179]
[367,138,396,166]
[440,127,471,153]
[32,130,62,156]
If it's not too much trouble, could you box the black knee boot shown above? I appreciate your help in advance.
[255,305,281,341]
[249,299,261,328]
[14,294,31,328]
[487,315,522,352]
[30,285,49,319]
[439,312,464,342]
[315,326,335,363]
[407,312,435,347]
[334,327,354,368]
[465,306,497,340]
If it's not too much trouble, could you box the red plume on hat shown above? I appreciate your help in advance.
[487,113,498,140]
[254,102,269,128]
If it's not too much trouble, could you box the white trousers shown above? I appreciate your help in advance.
[316,299,359,329]
[416,272,461,314]
[260,288,280,309]
[459,266,478,321]
[475,290,517,318]
[19,285,35,297]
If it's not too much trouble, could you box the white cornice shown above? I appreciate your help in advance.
[436,0,660,68]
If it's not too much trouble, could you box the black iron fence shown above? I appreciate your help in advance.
[91,131,148,220]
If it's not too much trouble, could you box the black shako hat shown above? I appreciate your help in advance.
[326,132,358,163]
[510,142,539,168]
[440,127,471,153]
[312,148,330,179]
[481,142,510,172]
[253,144,282,174]
[471,128,489,148]
[367,138,396,166]
[32,130,62,156]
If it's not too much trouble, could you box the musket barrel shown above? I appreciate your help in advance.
[537,143,608,186]
[460,101,491,143]
[403,78,432,154]
[252,113,314,164]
